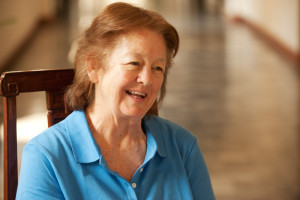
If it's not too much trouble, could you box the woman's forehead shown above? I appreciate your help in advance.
[109,30,166,59]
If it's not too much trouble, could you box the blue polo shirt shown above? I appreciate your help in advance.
[16,110,215,200]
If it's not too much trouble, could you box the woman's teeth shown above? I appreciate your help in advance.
[126,90,146,98]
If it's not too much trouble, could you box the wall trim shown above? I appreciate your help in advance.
[229,16,300,64]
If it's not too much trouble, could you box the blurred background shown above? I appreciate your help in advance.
[0,0,300,199]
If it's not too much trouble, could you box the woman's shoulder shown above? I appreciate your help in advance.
[27,110,84,149]
[26,119,69,153]
[144,115,202,165]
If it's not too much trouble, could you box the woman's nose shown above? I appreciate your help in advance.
[137,67,152,86]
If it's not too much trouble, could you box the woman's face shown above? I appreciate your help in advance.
[90,28,166,119]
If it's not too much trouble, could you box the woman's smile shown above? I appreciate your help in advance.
[125,90,147,100]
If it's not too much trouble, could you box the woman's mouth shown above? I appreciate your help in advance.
[126,90,147,99]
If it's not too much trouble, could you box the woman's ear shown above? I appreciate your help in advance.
[86,56,99,83]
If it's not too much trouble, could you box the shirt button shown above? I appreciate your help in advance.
[132,183,137,189]
[139,168,144,172]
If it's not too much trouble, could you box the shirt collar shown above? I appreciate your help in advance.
[65,111,167,164]
[65,110,101,163]
[143,116,167,157]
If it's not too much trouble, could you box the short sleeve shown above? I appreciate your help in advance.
[184,138,215,200]
[16,143,64,200]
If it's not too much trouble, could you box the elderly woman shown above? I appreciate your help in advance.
[16,2,215,200]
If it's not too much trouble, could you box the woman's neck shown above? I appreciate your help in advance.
[84,103,146,146]
[85,103,147,182]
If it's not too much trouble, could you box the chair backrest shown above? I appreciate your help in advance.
[0,69,74,200]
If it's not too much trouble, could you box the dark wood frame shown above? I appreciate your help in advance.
[0,69,74,200]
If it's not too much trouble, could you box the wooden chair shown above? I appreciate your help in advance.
[0,69,74,200]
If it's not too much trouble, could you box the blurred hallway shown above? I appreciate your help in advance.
[161,14,300,199]
[1,0,300,199]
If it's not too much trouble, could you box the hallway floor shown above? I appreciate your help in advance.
[1,11,300,200]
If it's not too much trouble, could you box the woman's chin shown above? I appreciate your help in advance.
[120,108,148,119]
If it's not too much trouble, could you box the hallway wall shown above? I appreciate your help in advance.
[0,0,57,68]
[224,0,300,56]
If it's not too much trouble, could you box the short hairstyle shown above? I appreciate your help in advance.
[66,2,179,115]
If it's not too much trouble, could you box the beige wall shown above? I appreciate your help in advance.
[224,0,300,54]
[0,0,56,68]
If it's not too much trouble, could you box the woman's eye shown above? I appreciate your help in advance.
[130,62,140,66]
[153,66,164,72]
